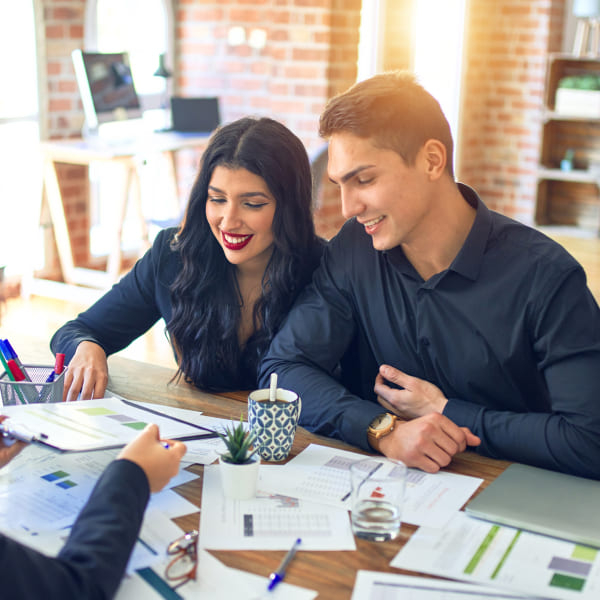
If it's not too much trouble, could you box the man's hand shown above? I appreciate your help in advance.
[374,364,448,418]
[62,341,109,402]
[377,413,480,473]
[0,416,27,469]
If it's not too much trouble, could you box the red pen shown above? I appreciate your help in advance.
[39,353,67,402]
[7,359,25,382]
[54,353,65,375]
[7,359,40,403]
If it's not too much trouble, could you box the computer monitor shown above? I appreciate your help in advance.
[72,49,143,132]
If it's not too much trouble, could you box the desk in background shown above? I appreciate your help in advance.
[30,132,209,300]
[17,339,510,599]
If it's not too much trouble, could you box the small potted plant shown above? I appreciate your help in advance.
[217,415,260,500]
[555,74,600,117]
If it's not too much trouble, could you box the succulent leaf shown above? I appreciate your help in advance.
[217,415,259,464]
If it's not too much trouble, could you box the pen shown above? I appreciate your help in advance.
[38,353,66,402]
[54,353,65,375]
[7,359,25,382]
[0,345,27,405]
[0,419,48,443]
[267,537,301,591]
[6,359,40,404]
[2,339,32,381]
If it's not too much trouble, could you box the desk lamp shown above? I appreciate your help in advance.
[153,53,173,129]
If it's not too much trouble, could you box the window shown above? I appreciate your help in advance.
[357,0,467,171]
[84,0,174,256]
[413,0,467,155]
[91,0,172,103]
[0,0,42,277]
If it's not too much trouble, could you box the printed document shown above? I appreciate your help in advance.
[1,397,213,451]
[199,465,356,551]
[391,511,600,600]
[117,547,318,600]
[259,444,482,528]
[351,571,531,599]
[0,441,199,533]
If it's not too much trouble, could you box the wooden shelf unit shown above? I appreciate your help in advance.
[536,53,600,233]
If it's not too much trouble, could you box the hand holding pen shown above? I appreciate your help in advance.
[0,416,27,469]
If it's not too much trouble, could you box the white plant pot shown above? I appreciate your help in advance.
[219,456,260,500]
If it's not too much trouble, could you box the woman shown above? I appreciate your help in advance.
[51,117,323,399]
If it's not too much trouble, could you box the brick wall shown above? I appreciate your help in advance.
[176,0,359,152]
[38,0,361,276]
[41,0,87,279]
[174,0,361,238]
[37,0,570,279]
[458,0,564,224]
[311,0,415,240]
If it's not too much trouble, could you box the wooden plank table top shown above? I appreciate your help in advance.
[13,338,511,599]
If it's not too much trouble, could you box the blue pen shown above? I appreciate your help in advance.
[267,538,301,591]
[36,370,56,402]
[3,339,32,381]
[0,340,36,403]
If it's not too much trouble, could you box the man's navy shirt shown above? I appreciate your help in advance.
[260,184,600,479]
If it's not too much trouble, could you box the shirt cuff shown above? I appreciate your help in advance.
[442,397,480,432]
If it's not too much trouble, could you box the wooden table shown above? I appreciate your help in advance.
[31,132,209,300]
[13,340,510,598]
[103,355,510,599]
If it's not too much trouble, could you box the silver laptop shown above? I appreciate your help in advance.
[465,463,600,548]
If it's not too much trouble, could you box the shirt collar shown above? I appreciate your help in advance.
[449,183,492,281]
[385,183,491,282]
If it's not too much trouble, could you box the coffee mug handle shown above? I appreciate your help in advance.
[296,394,302,419]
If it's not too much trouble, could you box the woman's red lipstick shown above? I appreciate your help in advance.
[221,231,253,250]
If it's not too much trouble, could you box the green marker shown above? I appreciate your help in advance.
[0,341,27,404]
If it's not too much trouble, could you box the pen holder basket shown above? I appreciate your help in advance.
[0,364,65,407]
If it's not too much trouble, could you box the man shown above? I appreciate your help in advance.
[0,416,187,598]
[260,71,600,478]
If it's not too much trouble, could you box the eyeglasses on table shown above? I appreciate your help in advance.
[165,529,198,590]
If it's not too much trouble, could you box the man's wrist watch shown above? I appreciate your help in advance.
[367,413,398,451]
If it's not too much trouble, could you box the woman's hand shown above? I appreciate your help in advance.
[0,416,27,469]
[62,341,109,402]
[118,424,187,493]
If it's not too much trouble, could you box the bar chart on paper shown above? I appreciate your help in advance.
[199,465,356,551]
[1,397,206,451]
[391,512,600,600]
[258,444,483,527]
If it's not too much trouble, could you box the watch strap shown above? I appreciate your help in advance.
[367,413,397,452]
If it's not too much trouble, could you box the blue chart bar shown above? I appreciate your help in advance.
[41,470,69,482]
[57,480,77,489]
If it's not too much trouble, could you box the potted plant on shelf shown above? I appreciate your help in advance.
[555,74,600,117]
[217,416,260,500]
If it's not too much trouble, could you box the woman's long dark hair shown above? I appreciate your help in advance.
[168,117,319,391]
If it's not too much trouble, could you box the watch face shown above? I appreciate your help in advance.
[371,413,392,430]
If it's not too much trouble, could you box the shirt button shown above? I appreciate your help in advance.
[421,337,430,347]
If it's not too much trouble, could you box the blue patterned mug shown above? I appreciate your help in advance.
[247,388,301,462]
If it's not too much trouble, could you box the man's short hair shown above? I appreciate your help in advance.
[319,71,455,178]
